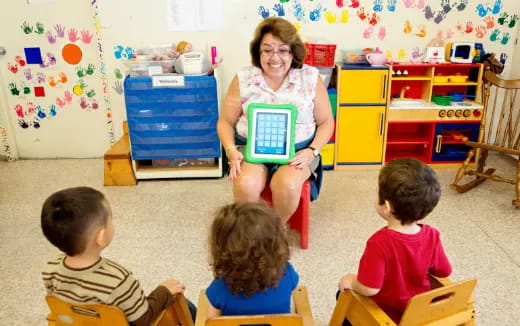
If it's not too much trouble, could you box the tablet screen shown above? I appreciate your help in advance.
[254,111,289,156]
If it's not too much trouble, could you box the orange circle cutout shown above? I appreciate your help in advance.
[62,43,82,65]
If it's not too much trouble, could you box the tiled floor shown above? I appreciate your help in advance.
[0,153,518,325]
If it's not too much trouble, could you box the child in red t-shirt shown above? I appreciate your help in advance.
[338,158,452,324]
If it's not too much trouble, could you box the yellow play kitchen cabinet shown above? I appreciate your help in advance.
[334,65,389,169]
[334,62,483,169]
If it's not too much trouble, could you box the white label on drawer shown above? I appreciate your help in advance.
[152,75,185,88]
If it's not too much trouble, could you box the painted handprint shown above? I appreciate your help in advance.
[9,83,20,96]
[47,53,56,66]
[37,72,46,84]
[54,24,65,37]
[441,0,452,14]
[40,59,49,69]
[56,97,67,108]
[35,22,45,34]
[484,16,495,29]
[90,99,99,110]
[363,26,374,39]
[21,21,33,34]
[445,28,454,39]
[68,28,79,42]
[348,0,360,8]
[309,5,323,21]
[336,0,344,8]
[373,0,383,12]
[86,89,96,98]
[324,11,337,24]
[36,106,46,119]
[476,4,489,18]
[21,83,30,95]
[340,9,349,23]
[402,0,414,8]
[455,21,464,32]
[500,32,510,45]
[368,13,381,26]
[436,30,444,39]
[26,102,36,115]
[14,104,24,118]
[434,11,446,24]
[273,3,285,16]
[357,7,367,20]
[491,0,502,15]
[63,91,73,103]
[80,97,88,109]
[123,47,135,60]
[411,47,424,60]
[475,26,487,38]
[258,6,270,19]
[387,0,397,12]
[423,6,435,20]
[508,14,519,28]
[456,0,468,11]
[49,104,57,117]
[490,29,501,41]
[497,12,508,25]
[32,119,41,129]
[76,66,86,78]
[114,45,124,59]
[48,76,58,88]
[500,53,508,65]
[80,30,94,44]
[59,72,68,84]
[86,64,95,75]
[416,0,425,9]
[8,63,18,74]
[415,24,427,37]
[404,20,412,34]
[465,21,473,34]
[18,119,30,129]
[46,31,57,44]
[14,56,25,67]
[293,1,306,21]
[377,26,386,40]
[24,68,32,80]
[114,68,123,79]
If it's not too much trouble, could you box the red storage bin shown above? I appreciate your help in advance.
[304,43,336,67]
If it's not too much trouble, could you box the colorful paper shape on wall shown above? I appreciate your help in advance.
[24,47,43,64]
[34,86,45,97]
[62,43,82,65]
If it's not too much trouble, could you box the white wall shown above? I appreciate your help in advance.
[2,0,520,158]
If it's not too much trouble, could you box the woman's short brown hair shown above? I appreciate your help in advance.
[209,202,290,297]
[378,158,441,225]
[250,17,306,69]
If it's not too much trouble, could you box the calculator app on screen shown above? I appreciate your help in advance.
[254,112,288,155]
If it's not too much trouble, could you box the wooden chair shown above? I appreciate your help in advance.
[104,121,137,186]
[329,276,477,326]
[46,293,194,326]
[450,70,520,207]
[194,286,313,326]
[261,180,311,249]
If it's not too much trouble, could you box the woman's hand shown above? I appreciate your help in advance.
[227,147,244,181]
[288,148,315,170]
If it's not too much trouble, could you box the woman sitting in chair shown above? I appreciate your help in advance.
[217,17,334,223]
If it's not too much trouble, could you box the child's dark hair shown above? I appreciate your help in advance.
[41,187,109,256]
[378,158,440,225]
[209,202,290,297]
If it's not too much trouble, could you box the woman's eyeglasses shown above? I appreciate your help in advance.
[260,48,292,58]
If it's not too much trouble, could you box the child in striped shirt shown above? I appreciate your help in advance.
[41,186,196,326]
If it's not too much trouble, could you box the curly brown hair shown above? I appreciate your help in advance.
[209,202,290,297]
[249,17,306,69]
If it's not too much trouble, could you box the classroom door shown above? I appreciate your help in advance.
[0,0,111,159]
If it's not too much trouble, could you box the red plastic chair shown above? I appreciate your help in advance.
[260,180,310,249]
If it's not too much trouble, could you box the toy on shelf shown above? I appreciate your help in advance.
[445,42,475,63]
[366,48,387,67]
[176,41,192,54]
[424,38,445,63]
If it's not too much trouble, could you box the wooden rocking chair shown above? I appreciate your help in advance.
[450,70,520,207]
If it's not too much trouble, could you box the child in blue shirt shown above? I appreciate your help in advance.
[205,202,299,317]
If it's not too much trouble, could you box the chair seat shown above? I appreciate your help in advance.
[260,180,310,249]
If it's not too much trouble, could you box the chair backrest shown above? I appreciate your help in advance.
[480,70,520,154]
[195,286,313,326]
[399,278,477,326]
[46,294,194,326]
